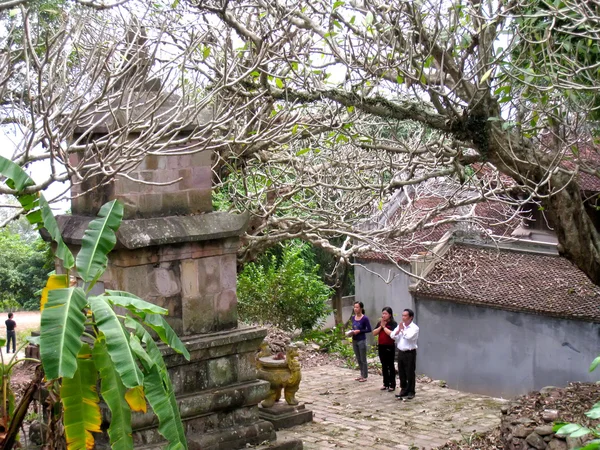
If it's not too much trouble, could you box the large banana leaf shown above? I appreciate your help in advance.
[144,367,187,450]
[76,200,123,283]
[40,287,87,379]
[0,155,35,191]
[124,317,187,449]
[142,314,190,360]
[103,290,168,316]
[88,296,143,388]
[61,344,102,450]
[40,195,75,269]
[40,274,69,311]
[0,156,42,227]
[92,339,133,450]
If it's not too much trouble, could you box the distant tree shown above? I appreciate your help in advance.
[0,228,52,310]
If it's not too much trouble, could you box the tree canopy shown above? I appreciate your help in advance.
[1,0,599,285]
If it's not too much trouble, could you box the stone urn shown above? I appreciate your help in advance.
[256,344,302,408]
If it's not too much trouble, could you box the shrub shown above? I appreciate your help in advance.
[237,243,332,331]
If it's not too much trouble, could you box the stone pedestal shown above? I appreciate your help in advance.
[259,403,314,431]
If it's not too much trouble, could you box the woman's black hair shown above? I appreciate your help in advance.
[354,301,365,315]
[381,306,394,322]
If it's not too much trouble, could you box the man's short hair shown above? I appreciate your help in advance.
[8,313,13,318]
[403,308,414,319]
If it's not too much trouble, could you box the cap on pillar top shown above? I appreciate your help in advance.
[69,22,214,219]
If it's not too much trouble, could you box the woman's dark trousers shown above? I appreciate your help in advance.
[378,344,396,389]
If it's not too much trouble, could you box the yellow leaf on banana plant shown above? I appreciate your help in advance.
[125,385,147,413]
[62,344,102,450]
[40,274,69,311]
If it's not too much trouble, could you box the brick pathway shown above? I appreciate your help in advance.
[277,365,507,449]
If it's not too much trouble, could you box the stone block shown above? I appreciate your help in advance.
[191,166,212,189]
[535,426,554,436]
[181,259,200,297]
[191,149,212,167]
[216,289,238,330]
[188,188,213,213]
[167,153,192,170]
[547,439,567,450]
[135,193,164,217]
[207,357,236,387]
[526,432,547,450]
[220,253,237,290]
[513,425,534,438]
[237,352,260,382]
[197,256,222,294]
[138,154,159,170]
[162,191,192,216]
[182,295,215,334]
[151,265,181,297]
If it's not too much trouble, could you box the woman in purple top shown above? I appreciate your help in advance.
[349,301,372,382]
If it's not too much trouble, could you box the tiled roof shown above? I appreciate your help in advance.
[359,223,452,263]
[359,199,520,263]
[414,244,600,323]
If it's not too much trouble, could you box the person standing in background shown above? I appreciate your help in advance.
[391,308,419,399]
[349,301,371,382]
[373,306,398,392]
[5,312,16,354]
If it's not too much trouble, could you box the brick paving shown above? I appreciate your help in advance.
[277,365,507,449]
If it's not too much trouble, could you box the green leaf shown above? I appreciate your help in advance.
[61,343,102,450]
[0,337,5,347]
[275,78,284,89]
[89,296,144,388]
[365,11,374,25]
[92,340,133,450]
[76,200,123,283]
[0,155,35,191]
[202,46,210,60]
[142,314,190,360]
[40,195,75,269]
[125,318,187,449]
[296,148,310,156]
[579,439,600,450]
[250,70,260,77]
[333,0,344,9]
[396,74,404,84]
[585,402,600,419]
[104,290,168,316]
[570,427,592,438]
[555,423,582,435]
[129,334,155,371]
[40,287,87,379]
[480,68,494,84]
[590,355,600,372]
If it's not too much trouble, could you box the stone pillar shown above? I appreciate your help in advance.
[58,147,278,448]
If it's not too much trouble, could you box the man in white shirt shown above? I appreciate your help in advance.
[391,308,419,400]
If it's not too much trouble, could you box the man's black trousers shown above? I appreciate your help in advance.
[397,349,417,395]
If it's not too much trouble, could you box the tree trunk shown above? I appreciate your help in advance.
[332,262,349,326]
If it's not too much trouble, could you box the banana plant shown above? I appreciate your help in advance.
[0,155,190,450]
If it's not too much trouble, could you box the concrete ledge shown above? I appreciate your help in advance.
[130,379,270,429]
[54,211,249,249]
[162,326,268,365]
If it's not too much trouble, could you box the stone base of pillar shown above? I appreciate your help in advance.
[92,327,277,449]
[258,403,314,430]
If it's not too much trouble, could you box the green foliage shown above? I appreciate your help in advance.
[237,242,332,331]
[301,325,379,370]
[0,229,52,311]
